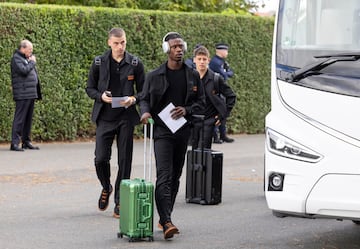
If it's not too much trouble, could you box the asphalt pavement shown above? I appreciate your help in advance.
[1,134,360,249]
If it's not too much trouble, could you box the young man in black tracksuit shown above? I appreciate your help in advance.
[191,45,236,149]
[139,32,205,239]
[86,28,145,218]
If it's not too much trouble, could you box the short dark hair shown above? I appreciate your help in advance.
[108,28,125,39]
[163,32,183,42]
[193,45,210,57]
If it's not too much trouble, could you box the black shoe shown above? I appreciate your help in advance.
[22,142,39,150]
[10,144,24,152]
[163,221,179,239]
[113,204,120,218]
[221,136,234,143]
[98,185,113,211]
[213,137,223,144]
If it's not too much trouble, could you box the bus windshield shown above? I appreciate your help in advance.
[277,0,360,70]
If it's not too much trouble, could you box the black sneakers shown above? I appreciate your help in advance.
[113,204,120,218]
[98,185,113,211]
[22,142,40,150]
[221,136,234,143]
[213,137,223,144]
[10,144,24,152]
[163,221,179,239]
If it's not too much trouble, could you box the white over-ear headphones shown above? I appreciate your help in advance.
[162,32,187,53]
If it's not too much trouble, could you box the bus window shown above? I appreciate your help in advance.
[277,0,360,69]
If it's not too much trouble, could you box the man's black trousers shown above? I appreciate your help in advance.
[11,99,35,145]
[94,119,134,205]
[154,127,190,225]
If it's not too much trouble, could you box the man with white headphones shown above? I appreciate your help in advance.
[139,32,205,240]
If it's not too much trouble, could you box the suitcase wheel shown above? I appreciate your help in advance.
[117,232,123,238]
[148,236,154,242]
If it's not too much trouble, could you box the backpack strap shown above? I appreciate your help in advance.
[213,72,220,95]
[95,56,101,66]
[131,56,138,66]
[93,56,102,83]
[93,55,139,82]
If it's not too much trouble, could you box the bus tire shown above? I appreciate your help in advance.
[272,210,287,218]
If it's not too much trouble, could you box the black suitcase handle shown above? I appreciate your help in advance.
[192,114,205,164]
[191,114,206,203]
[143,118,154,181]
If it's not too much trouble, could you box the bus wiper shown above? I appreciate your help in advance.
[289,54,360,82]
[314,52,360,58]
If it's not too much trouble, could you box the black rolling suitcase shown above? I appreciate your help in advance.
[186,115,223,205]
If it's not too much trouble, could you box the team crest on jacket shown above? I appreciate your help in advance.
[128,75,134,81]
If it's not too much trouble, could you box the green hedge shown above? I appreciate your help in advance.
[0,3,274,142]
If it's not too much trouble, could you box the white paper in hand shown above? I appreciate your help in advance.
[158,102,187,133]
[111,96,129,108]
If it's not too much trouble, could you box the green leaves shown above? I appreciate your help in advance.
[0,3,273,142]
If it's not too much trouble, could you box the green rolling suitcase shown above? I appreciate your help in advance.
[118,179,154,241]
[117,120,154,242]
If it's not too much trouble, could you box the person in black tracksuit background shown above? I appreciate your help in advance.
[86,27,145,218]
[139,32,205,240]
[191,45,236,149]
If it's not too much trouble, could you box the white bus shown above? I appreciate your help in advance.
[264,0,360,224]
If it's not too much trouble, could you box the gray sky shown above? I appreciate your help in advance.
[257,0,279,12]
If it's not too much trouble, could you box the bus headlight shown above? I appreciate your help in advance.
[266,128,323,163]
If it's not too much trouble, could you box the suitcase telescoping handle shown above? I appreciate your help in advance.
[143,118,154,181]
[192,114,205,166]
[192,114,206,202]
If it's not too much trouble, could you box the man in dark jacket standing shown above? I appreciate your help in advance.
[86,28,145,218]
[139,32,205,239]
[209,43,235,143]
[10,39,42,152]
